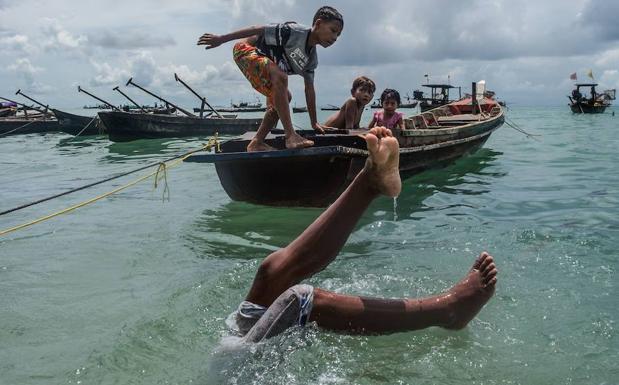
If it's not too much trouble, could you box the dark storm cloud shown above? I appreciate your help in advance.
[88,29,176,50]
[580,0,619,41]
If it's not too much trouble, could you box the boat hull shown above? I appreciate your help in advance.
[569,103,607,113]
[99,111,262,142]
[0,118,59,136]
[52,109,104,136]
[186,107,504,207]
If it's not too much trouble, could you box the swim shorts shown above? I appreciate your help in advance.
[233,41,274,107]
[234,284,314,342]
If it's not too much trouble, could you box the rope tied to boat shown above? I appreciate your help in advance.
[203,132,221,153]
[154,162,170,201]
[0,138,218,236]
[0,119,39,137]
[504,118,541,141]
[67,115,98,141]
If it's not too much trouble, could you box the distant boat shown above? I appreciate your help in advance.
[195,104,267,113]
[413,84,462,112]
[99,111,262,142]
[320,104,340,111]
[0,115,58,136]
[568,83,615,113]
[51,109,104,136]
[292,106,308,113]
[370,95,418,109]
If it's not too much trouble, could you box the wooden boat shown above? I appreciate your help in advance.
[0,116,59,136]
[98,110,263,142]
[414,84,462,112]
[292,106,308,113]
[371,95,418,109]
[320,104,340,111]
[185,93,504,207]
[568,83,615,113]
[51,109,104,136]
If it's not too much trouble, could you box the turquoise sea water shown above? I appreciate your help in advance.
[0,106,617,384]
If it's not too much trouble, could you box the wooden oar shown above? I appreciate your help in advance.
[173,73,223,119]
[77,86,121,111]
[126,78,194,117]
[15,90,50,115]
[113,86,147,113]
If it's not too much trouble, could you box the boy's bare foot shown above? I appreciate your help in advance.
[443,252,497,330]
[247,139,276,152]
[363,126,401,197]
[285,132,314,149]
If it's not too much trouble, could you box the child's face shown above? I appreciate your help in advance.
[314,19,343,48]
[353,86,374,106]
[382,98,398,112]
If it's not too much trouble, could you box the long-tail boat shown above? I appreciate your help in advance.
[568,83,615,113]
[185,82,504,207]
[413,84,462,112]
[100,76,262,142]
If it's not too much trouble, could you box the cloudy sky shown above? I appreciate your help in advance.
[1,0,617,109]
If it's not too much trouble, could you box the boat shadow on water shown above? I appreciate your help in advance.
[185,147,504,261]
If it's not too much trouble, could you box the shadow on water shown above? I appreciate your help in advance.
[185,147,505,261]
[185,201,324,260]
[55,135,109,154]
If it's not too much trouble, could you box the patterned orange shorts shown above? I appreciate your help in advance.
[233,42,274,107]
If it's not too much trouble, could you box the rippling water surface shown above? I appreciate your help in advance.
[1,107,617,384]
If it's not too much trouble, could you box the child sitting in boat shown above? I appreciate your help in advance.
[198,6,344,152]
[368,88,404,130]
[323,76,375,129]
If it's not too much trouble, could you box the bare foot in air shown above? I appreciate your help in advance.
[363,126,401,197]
[285,132,314,149]
[247,139,276,152]
[443,252,498,330]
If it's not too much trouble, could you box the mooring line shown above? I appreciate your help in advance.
[67,116,97,141]
[0,136,220,236]
[0,119,39,137]
[0,136,219,236]
[505,118,541,141]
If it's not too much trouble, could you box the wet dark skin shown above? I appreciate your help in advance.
[324,85,374,129]
[198,19,343,152]
[245,127,498,334]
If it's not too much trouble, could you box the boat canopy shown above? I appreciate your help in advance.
[422,84,457,89]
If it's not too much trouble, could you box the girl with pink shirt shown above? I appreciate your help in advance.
[368,88,404,130]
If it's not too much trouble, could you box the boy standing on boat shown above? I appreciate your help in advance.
[198,6,344,152]
[323,76,375,129]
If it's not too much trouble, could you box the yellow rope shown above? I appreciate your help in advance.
[0,136,220,237]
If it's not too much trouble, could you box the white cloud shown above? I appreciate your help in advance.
[0,33,36,54]
[6,57,53,93]
[40,18,88,52]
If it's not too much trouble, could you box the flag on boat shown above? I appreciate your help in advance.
[569,72,577,80]
[586,69,594,80]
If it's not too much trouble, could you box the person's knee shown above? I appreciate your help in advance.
[255,253,287,282]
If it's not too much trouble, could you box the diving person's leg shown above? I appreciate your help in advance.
[309,252,497,333]
[245,127,401,307]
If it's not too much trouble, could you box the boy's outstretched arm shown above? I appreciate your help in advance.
[197,25,264,49]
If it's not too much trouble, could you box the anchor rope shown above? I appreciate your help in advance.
[67,115,98,141]
[0,135,220,236]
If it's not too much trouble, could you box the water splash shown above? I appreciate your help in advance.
[393,197,398,221]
